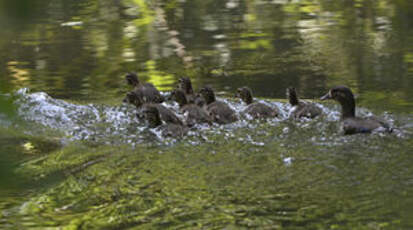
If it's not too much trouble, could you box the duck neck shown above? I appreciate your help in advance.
[149,119,161,128]
[338,97,355,119]
[288,89,299,106]
[244,95,253,105]
[148,114,162,128]
[186,84,194,95]
[178,97,188,108]
[205,93,216,104]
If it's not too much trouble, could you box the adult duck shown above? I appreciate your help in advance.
[171,89,212,126]
[236,87,278,119]
[199,86,238,124]
[125,72,164,103]
[287,87,322,119]
[320,86,391,135]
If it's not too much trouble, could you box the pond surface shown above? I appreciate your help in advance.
[0,0,412,229]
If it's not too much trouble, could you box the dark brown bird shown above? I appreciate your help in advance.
[124,91,183,125]
[177,77,205,107]
[287,87,322,119]
[125,72,164,103]
[142,105,188,137]
[236,87,278,119]
[199,86,238,124]
[171,89,212,126]
[320,86,391,135]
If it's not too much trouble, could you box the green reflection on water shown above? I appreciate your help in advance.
[6,128,413,229]
[0,0,411,111]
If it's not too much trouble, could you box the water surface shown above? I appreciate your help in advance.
[0,0,412,229]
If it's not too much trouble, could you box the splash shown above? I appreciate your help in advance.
[10,88,404,148]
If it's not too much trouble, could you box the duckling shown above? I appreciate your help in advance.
[142,105,188,137]
[177,77,205,107]
[199,86,238,124]
[236,87,278,119]
[320,86,391,135]
[123,91,183,125]
[171,89,212,126]
[125,72,164,103]
[287,87,322,119]
[177,77,194,96]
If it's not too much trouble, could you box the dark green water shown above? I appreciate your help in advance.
[0,0,412,229]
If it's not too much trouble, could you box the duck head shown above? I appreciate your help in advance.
[171,89,188,107]
[142,105,162,128]
[236,87,253,105]
[123,91,144,108]
[125,72,139,87]
[286,87,299,106]
[199,86,216,104]
[178,77,194,94]
[194,93,206,107]
[321,86,355,118]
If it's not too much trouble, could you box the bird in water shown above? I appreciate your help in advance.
[199,86,238,124]
[125,72,164,103]
[287,87,322,119]
[320,86,391,135]
[177,77,205,107]
[171,89,212,126]
[142,105,188,137]
[123,91,183,126]
[236,87,278,119]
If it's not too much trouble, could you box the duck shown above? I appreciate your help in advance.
[171,89,212,126]
[125,72,164,103]
[142,105,188,137]
[287,87,322,119]
[199,86,238,124]
[177,77,205,107]
[236,87,278,119]
[123,91,183,126]
[320,86,391,135]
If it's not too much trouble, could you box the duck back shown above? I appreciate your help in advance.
[207,101,238,124]
[137,85,164,103]
[140,103,183,125]
[181,104,212,126]
[343,117,391,135]
[243,102,278,119]
[292,102,322,119]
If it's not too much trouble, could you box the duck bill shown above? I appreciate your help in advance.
[320,92,331,100]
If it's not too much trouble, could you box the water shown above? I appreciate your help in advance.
[0,0,412,229]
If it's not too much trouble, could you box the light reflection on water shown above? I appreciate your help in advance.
[0,0,412,111]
